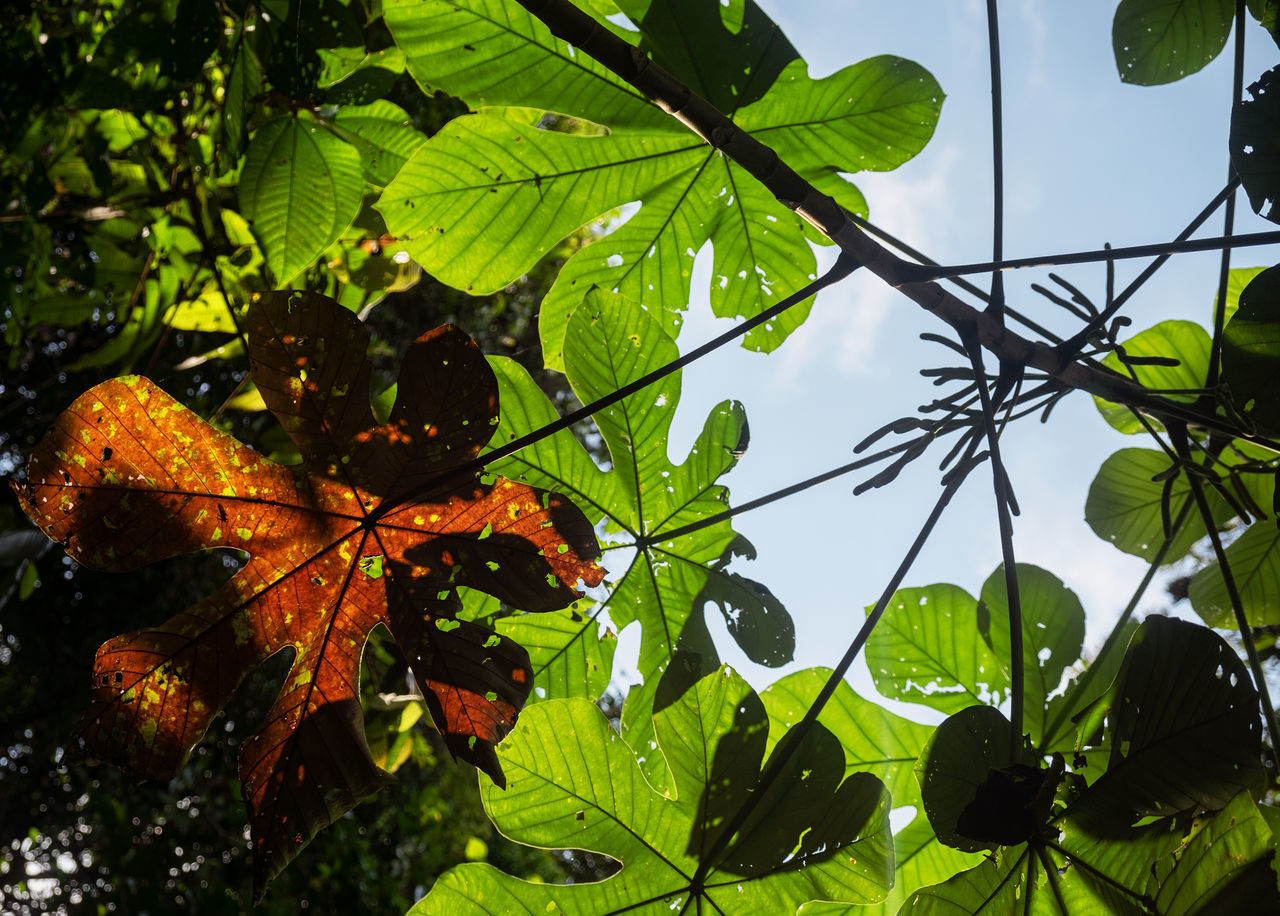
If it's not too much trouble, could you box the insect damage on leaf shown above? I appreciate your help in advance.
[11,290,605,898]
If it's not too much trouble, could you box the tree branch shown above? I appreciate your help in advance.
[513,0,1267,441]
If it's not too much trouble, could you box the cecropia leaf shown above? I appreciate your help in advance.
[380,0,943,368]
[411,667,894,914]
[485,289,794,784]
[12,290,604,897]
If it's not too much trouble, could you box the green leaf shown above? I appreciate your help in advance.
[1222,264,1280,432]
[317,45,406,89]
[1152,790,1278,915]
[495,606,616,702]
[411,669,893,913]
[330,101,427,186]
[381,0,942,368]
[1189,519,1280,626]
[864,583,1007,715]
[1094,320,1211,433]
[1085,448,1233,562]
[899,847,1042,915]
[384,0,662,129]
[222,29,261,165]
[1112,0,1234,85]
[980,564,1086,749]
[1068,616,1265,829]
[484,289,793,783]
[1232,66,1280,224]
[1054,791,1278,914]
[1041,621,1139,757]
[915,706,1013,854]
[761,668,980,916]
[239,114,364,283]
[1248,0,1280,47]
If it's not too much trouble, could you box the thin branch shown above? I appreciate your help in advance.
[684,436,984,888]
[985,0,1005,322]
[913,225,1273,282]
[1170,423,1280,747]
[1206,0,1247,389]
[512,0,1256,436]
[962,322,1024,752]
[375,254,860,519]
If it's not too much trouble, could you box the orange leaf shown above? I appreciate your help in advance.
[12,290,604,897]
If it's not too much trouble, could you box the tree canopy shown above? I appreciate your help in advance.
[3,0,1280,913]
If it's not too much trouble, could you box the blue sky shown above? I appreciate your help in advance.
[610,2,1280,705]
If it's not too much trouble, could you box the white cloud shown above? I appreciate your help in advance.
[770,144,965,384]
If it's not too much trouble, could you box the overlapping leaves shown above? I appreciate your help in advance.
[760,668,980,916]
[483,288,793,783]
[905,617,1273,914]
[12,291,604,896]
[379,0,943,368]
[412,668,893,914]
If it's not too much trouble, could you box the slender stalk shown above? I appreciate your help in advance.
[985,0,1005,321]
[917,225,1274,281]
[1206,0,1247,389]
[684,437,983,887]
[1171,424,1280,749]
[512,0,1253,438]
[962,323,1024,751]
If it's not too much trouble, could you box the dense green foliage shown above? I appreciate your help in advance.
[5,0,1280,913]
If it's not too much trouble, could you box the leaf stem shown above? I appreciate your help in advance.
[985,0,1005,322]
[1170,423,1280,758]
[1206,0,1246,390]
[909,224,1271,282]
[961,322,1025,753]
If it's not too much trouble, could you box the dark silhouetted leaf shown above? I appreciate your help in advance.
[1233,66,1280,224]
[1068,616,1265,829]
[915,705,1013,854]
